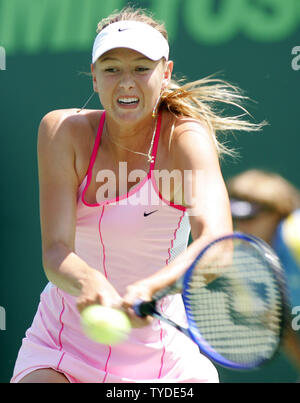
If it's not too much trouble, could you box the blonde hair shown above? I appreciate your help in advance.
[96,6,265,157]
[227,169,300,218]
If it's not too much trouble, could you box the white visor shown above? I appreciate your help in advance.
[92,21,169,64]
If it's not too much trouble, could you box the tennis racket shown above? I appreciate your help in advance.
[133,232,289,370]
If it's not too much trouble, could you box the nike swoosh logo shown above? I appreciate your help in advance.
[118,28,129,32]
[144,210,158,217]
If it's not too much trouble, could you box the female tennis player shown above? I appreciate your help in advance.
[11,7,262,383]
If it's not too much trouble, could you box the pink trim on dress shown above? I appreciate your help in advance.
[81,111,106,207]
[56,289,66,371]
[80,111,187,211]
[99,206,108,278]
[157,210,186,379]
[150,113,186,211]
[150,174,187,211]
[57,353,65,372]
[98,204,113,382]
[81,112,156,208]
[102,347,112,383]
[58,297,65,351]
[158,325,166,379]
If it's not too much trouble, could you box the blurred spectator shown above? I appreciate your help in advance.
[227,169,300,376]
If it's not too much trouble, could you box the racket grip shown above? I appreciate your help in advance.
[133,300,156,317]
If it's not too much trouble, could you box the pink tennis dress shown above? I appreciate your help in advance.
[11,112,219,383]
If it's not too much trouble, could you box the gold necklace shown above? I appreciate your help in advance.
[104,116,158,163]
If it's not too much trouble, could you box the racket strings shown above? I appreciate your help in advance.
[183,239,284,365]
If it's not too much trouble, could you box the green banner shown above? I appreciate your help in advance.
[1,0,300,54]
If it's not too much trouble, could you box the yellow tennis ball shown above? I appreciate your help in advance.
[81,305,131,345]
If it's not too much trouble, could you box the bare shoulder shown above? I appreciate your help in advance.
[38,108,101,145]
[38,109,103,181]
[172,115,214,146]
[168,114,219,170]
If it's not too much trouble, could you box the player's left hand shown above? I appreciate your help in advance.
[122,281,154,328]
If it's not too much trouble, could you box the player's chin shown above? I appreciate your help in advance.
[114,104,153,123]
[116,111,144,124]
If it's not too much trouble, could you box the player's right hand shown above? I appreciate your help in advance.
[76,270,123,313]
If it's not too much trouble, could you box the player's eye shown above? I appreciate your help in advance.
[135,67,150,72]
[104,67,119,73]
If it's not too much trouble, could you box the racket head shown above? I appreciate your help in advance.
[182,232,288,370]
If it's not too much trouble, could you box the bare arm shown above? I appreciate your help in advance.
[38,110,122,311]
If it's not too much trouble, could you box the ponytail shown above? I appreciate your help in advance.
[159,76,266,157]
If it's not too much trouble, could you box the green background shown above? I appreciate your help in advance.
[0,0,299,383]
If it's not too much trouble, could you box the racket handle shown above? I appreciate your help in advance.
[133,300,156,317]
